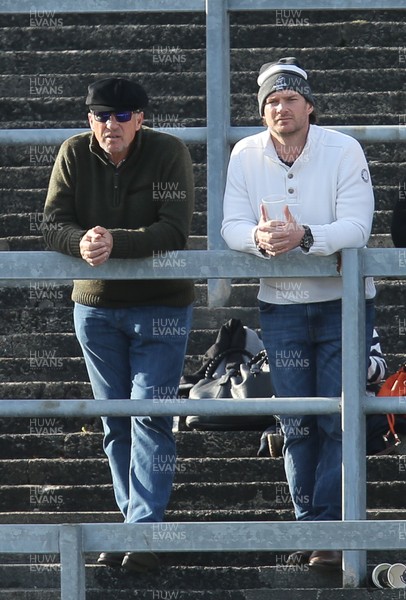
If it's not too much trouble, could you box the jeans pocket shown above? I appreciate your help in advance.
[258,300,276,314]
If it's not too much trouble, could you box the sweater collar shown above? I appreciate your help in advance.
[89,126,144,167]
[263,124,316,165]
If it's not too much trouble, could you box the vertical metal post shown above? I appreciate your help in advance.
[60,524,86,600]
[206,0,232,307]
[341,248,367,587]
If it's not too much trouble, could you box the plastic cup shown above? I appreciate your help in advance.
[261,194,287,221]
[388,563,406,588]
[372,563,391,588]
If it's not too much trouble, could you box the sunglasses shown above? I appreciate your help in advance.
[92,111,135,123]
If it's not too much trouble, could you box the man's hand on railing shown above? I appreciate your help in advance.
[79,226,113,266]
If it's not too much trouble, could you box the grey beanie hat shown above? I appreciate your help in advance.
[257,57,314,116]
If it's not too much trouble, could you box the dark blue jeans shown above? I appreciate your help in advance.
[259,298,374,521]
[74,303,193,524]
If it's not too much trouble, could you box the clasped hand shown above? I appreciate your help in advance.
[80,225,113,266]
[256,205,304,256]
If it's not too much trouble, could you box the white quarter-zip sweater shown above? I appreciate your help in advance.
[221,124,376,304]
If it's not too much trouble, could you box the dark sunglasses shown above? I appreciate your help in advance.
[92,111,135,123]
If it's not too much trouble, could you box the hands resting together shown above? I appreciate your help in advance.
[79,226,113,266]
[255,205,305,257]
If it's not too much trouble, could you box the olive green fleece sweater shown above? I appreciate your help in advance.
[43,127,195,308]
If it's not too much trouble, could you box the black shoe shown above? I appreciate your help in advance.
[286,550,312,565]
[309,550,341,569]
[97,552,125,567]
[121,551,160,573]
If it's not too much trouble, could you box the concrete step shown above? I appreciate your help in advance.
[1,546,406,571]
[2,507,406,525]
[1,561,405,594]
[0,22,402,54]
[231,9,404,25]
[0,357,88,382]
[0,72,206,100]
[0,480,405,513]
[0,48,205,77]
[0,380,92,400]
[0,563,345,591]
[0,417,101,434]
[0,11,204,27]
[0,8,401,27]
[231,22,404,50]
[0,431,265,459]
[230,46,401,72]
[0,24,206,52]
[1,455,405,486]
[2,430,406,460]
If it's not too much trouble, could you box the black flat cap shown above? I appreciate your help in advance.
[85,77,148,111]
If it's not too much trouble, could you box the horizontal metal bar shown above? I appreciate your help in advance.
[0,0,205,13]
[362,247,406,277]
[229,125,406,145]
[229,0,405,9]
[82,521,406,552]
[0,127,207,146]
[0,398,340,417]
[1,125,404,146]
[1,0,402,12]
[0,397,403,418]
[0,396,403,418]
[0,520,405,555]
[364,396,406,414]
[0,251,339,282]
[2,249,405,284]
[0,525,60,553]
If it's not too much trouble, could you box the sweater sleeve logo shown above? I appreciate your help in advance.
[361,168,369,183]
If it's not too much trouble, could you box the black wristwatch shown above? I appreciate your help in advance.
[300,225,314,251]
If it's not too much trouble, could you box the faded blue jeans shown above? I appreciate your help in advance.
[74,303,193,524]
[259,298,374,521]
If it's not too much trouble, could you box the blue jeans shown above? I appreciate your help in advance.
[74,303,193,523]
[259,299,374,521]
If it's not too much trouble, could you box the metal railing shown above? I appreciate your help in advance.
[0,0,405,597]
[0,248,405,598]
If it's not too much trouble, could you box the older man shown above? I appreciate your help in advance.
[222,57,375,569]
[43,77,194,572]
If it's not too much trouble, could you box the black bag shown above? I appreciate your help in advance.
[186,350,276,431]
[179,318,262,395]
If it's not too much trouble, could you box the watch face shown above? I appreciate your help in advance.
[301,226,313,249]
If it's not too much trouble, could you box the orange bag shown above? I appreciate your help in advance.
[377,364,406,445]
